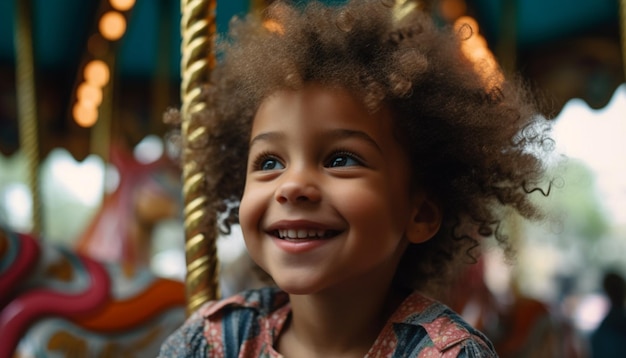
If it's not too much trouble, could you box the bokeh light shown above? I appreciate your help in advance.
[72,102,99,128]
[110,0,136,11]
[99,11,127,41]
[454,16,503,90]
[262,20,284,35]
[76,82,103,108]
[83,60,110,87]
[134,135,165,164]
[1,183,32,233]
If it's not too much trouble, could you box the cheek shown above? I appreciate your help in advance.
[336,182,408,232]
[238,194,260,259]
[238,184,265,233]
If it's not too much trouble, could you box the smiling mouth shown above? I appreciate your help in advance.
[272,229,341,241]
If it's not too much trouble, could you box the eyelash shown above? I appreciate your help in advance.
[250,149,365,170]
[251,151,283,171]
[324,149,364,167]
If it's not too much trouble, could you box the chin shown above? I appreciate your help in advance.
[272,277,327,296]
[274,282,315,295]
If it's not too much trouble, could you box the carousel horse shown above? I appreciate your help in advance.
[75,141,183,267]
[0,142,187,357]
[0,225,186,357]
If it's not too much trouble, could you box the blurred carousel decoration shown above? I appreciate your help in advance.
[0,0,193,356]
[0,226,186,357]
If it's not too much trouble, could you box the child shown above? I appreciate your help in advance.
[159,0,553,356]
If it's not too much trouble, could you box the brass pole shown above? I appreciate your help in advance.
[14,0,42,235]
[180,0,220,315]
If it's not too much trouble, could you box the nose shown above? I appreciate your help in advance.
[275,167,322,204]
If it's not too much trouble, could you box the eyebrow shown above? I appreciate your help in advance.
[330,129,383,153]
[249,128,383,153]
[249,131,285,147]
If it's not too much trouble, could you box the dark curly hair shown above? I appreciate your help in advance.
[176,0,554,291]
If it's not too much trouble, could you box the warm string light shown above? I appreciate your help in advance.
[262,19,284,34]
[84,60,111,87]
[99,11,127,41]
[72,1,135,127]
[441,0,504,92]
[73,60,110,128]
[437,0,504,91]
[110,0,136,11]
[455,16,504,90]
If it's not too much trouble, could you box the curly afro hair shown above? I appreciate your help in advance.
[177,0,554,291]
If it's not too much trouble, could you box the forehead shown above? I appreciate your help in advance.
[251,84,394,137]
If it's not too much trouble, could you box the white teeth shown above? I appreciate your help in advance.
[276,229,331,239]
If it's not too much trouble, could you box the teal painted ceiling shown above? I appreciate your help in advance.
[468,0,619,48]
[0,0,620,79]
[0,0,249,79]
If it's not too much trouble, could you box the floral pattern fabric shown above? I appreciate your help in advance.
[158,287,497,357]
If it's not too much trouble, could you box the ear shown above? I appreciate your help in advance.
[405,193,442,244]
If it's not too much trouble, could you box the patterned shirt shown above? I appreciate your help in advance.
[158,287,497,357]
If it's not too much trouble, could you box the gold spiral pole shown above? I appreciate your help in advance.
[180,0,220,315]
[15,0,42,236]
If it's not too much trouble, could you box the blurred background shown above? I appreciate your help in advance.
[0,0,624,356]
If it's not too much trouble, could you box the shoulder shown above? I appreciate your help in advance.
[157,303,210,357]
[158,287,288,357]
[387,292,497,357]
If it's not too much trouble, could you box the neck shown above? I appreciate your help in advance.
[279,280,407,358]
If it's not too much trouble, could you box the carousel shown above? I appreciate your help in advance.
[0,0,624,356]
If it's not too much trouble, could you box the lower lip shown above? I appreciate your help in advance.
[271,236,330,254]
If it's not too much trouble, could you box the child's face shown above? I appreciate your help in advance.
[239,84,420,295]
